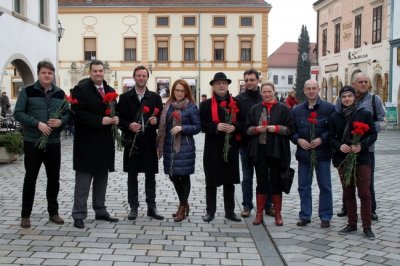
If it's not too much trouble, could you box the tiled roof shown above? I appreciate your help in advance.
[59,0,270,7]
[268,42,317,68]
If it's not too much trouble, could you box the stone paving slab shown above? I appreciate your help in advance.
[0,131,399,265]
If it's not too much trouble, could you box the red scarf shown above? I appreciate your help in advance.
[262,99,277,112]
[211,93,237,124]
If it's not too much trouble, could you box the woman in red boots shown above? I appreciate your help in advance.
[245,82,294,226]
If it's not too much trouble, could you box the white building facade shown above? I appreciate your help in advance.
[0,0,59,104]
[313,0,390,104]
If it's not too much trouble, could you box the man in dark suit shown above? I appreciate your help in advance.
[71,60,119,229]
[117,66,164,220]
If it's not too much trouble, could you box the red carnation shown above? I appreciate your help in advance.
[153,107,160,116]
[143,106,150,113]
[220,101,227,108]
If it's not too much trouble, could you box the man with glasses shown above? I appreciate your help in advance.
[199,72,241,223]
[336,72,385,221]
[236,69,275,219]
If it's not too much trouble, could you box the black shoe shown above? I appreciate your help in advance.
[337,208,347,217]
[363,228,375,240]
[147,208,164,220]
[320,220,330,228]
[95,214,119,222]
[371,212,378,221]
[203,213,215,223]
[338,225,357,235]
[127,210,138,220]
[296,219,311,226]
[74,219,84,229]
[225,213,241,222]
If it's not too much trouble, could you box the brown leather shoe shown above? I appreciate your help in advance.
[265,208,275,217]
[49,214,65,225]
[20,217,31,228]
[241,208,251,218]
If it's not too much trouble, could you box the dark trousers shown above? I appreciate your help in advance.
[170,175,191,205]
[205,184,235,215]
[72,171,109,220]
[254,152,281,195]
[21,141,61,218]
[128,171,156,210]
[340,152,376,213]
[339,165,372,229]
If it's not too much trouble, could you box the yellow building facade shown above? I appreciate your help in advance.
[58,1,271,102]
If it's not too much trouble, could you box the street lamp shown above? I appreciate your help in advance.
[301,52,308,62]
[58,20,65,42]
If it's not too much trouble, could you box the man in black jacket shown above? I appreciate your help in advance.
[71,60,119,229]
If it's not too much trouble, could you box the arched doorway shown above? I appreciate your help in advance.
[4,59,34,99]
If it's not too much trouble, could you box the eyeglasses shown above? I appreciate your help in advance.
[214,81,228,86]
[244,78,257,82]
[175,89,185,93]
[358,80,368,84]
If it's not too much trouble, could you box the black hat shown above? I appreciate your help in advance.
[339,86,356,97]
[209,72,232,86]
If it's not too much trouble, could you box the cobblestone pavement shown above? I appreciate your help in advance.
[0,131,399,265]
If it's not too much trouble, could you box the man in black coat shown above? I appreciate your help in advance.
[71,60,119,229]
[117,66,164,220]
[199,72,241,223]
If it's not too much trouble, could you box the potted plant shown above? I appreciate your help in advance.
[0,132,23,163]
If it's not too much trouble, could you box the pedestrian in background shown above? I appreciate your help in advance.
[117,65,164,221]
[236,68,275,219]
[14,60,71,228]
[336,72,385,221]
[291,79,334,228]
[200,72,241,223]
[1,91,11,117]
[285,89,299,109]
[329,86,377,240]
[71,60,119,229]
[245,81,294,226]
[156,79,201,222]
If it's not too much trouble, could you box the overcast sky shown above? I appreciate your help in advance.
[267,0,317,55]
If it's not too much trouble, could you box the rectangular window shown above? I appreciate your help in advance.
[156,16,169,27]
[288,75,293,85]
[273,75,278,85]
[124,38,136,61]
[157,41,168,61]
[39,0,49,25]
[14,0,21,13]
[322,29,327,56]
[354,14,362,48]
[240,17,253,27]
[334,23,340,53]
[84,38,96,61]
[241,41,252,61]
[214,41,225,61]
[183,16,196,26]
[213,16,226,27]
[184,41,195,62]
[372,6,382,44]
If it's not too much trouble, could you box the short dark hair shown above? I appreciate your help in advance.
[201,94,207,98]
[37,60,55,74]
[243,68,259,79]
[133,65,149,78]
[89,60,104,71]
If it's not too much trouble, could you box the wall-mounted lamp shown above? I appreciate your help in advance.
[58,20,65,42]
[327,50,331,54]
[148,63,152,74]
[364,41,368,45]
[372,59,379,63]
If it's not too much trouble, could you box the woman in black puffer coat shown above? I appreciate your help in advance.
[156,79,201,222]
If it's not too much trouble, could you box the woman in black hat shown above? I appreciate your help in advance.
[329,85,377,240]
[199,72,241,223]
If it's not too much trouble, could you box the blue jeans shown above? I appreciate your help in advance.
[240,148,272,210]
[298,160,333,221]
